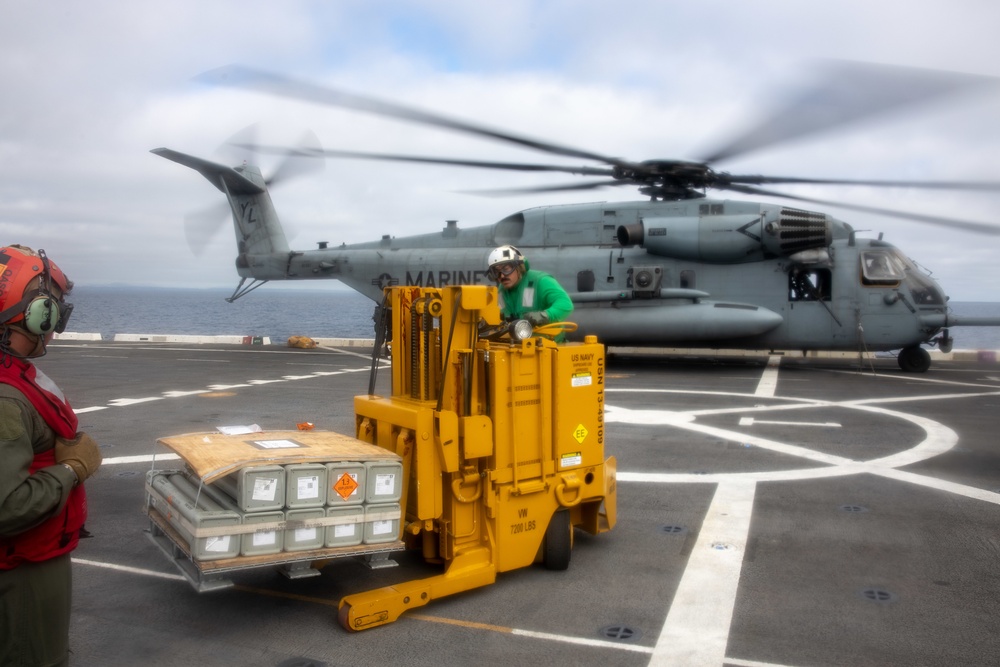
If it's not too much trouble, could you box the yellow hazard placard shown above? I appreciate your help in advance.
[333,472,359,500]
[573,424,588,443]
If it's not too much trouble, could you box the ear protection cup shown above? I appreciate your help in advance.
[23,295,58,335]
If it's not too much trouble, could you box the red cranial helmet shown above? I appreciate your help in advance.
[0,245,73,335]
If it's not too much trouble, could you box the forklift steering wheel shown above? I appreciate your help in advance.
[532,321,578,340]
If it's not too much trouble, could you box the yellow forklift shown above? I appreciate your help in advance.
[342,284,616,630]
[147,284,615,632]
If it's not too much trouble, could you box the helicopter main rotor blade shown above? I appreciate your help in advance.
[724,174,1000,192]
[462,179,625,196]
[723,183,1000,236]
[197,65,630,168]
[237,144,616,177]
[701,60,998,165]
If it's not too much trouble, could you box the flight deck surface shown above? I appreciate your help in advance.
[46,341,1000,666]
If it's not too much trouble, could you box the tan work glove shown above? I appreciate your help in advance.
[54,432,103,484]
[524,311,549,326]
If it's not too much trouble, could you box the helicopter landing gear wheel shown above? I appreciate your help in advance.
[543,510,573,571]
[897,346,931,373]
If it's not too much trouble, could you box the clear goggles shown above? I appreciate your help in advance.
[488,262,519,281]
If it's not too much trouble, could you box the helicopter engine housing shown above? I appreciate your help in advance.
[617,208,832,263]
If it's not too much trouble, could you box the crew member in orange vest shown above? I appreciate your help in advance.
[0,245,102,666]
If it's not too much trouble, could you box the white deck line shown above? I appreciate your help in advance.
[651,480,757,666]
[754,355,781,397]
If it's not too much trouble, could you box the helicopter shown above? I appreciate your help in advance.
[153,62,1000,372]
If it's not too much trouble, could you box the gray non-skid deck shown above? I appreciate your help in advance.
[46,341,1000,666]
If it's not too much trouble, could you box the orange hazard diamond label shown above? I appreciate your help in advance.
[333,472,359,501]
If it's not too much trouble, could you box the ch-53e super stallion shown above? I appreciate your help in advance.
[153,62,1000,372]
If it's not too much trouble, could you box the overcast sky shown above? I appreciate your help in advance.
[2,0,999,301]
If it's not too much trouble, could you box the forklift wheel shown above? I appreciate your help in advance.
[338,603,356,632]
[543,510,572,571]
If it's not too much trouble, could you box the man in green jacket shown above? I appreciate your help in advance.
[487,245,573,328]
[0,245,102,666]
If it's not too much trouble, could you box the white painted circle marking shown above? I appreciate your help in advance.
[607,388,958,483]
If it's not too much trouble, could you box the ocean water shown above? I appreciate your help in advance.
[67,286,379,342]
[63,285,1000,349]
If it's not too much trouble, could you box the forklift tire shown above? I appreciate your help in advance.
[338,603,357,632]
[543,510,572,571]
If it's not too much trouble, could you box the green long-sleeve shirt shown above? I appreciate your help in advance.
[0,384,75,538]
[497,268,574,322]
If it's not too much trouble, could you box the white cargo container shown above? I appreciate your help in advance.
[363,503,401,545]
[364,460,403,504]
[284,508,326,551]
[216,465,286,512]
[285,463,327,509]
[146,470,241,561]
[325,506,364,548]
[240,511,284,556]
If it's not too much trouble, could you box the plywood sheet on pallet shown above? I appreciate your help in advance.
[157,430,399,483]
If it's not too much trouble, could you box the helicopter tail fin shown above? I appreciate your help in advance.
[152,148,292,272]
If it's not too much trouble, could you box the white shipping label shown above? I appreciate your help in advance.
[253,530,277,546]
[374,473,396,496]
[297,475,320,499]
[252,478,278,501]
[372,520,392,536]
[294,527,317,542]
[561,452,583,468]
[205,536,231,552]
[334,523,356,538]
[251,439,302,449]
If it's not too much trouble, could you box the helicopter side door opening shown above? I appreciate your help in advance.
[789,269,832,302]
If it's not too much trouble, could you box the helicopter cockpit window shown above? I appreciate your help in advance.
[905,267,945,305]
[788,268,831,302]
[861,250,903,286]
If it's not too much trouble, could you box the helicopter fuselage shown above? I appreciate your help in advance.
[248,198,950,353]
[152,147,991,372]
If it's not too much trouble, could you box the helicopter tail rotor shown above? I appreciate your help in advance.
[167,128,325,255]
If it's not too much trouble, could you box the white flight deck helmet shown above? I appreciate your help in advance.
[487,245,525,280]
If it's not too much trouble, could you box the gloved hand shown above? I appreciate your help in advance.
[524,311,549,326]
[54,432,103,484]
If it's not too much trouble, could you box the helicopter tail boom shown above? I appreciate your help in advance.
[153,147,292,277]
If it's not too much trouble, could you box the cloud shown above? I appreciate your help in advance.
[0,0,997,301]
